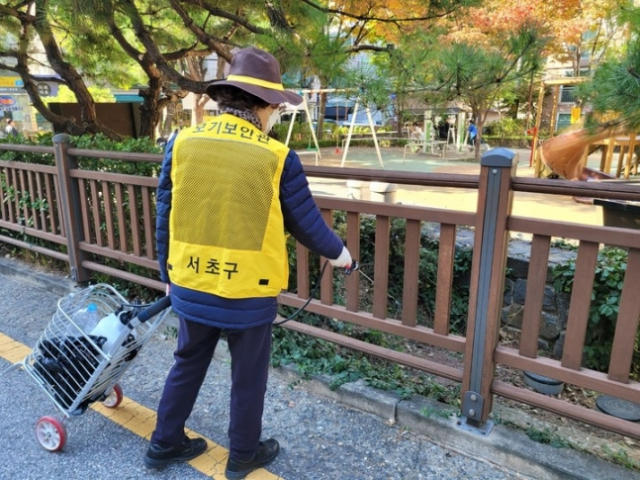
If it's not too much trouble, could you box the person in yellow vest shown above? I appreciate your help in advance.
[146,47,353,479]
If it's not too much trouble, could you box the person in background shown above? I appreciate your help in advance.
[5,119,19,137]
[409,122,423,152]
[147,46,353,479]
[467,119,478,149]
[410,122,423,140]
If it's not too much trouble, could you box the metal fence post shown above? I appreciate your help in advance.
[460,148,517,434]
[53,134,91,284]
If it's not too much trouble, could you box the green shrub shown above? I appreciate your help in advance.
[0,134,162,296]
[0,132,161,170]
[482,136,534,149]
[484,118,526,138]
[0,132,55,164]
[70,133,162,176]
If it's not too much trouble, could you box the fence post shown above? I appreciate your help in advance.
[54,134,91,284]
[460,148,517,434]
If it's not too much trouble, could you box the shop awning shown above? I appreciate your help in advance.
[114,94,143,103]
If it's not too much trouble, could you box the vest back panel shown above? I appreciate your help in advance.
[168,115,289,298]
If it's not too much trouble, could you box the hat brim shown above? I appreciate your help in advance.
[206,80,303,106]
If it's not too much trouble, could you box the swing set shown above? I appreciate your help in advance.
[282,88,386,167]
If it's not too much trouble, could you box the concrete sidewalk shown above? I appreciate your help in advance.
[1,259,638,480]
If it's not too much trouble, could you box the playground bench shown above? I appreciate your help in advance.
[402,140,448,162]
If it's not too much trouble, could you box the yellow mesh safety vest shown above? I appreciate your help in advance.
[167,114,289,298]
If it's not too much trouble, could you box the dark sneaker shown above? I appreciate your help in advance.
[225,438,280,479]
[144,436,208,468]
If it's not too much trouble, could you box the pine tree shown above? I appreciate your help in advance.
[578,4,640,131]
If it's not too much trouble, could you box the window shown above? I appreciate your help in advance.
[556,113,572,132]
[560,86,576,104]
[564,69,590,77]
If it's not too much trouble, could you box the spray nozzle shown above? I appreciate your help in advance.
[344,260,359,276]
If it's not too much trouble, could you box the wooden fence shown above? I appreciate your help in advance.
[1,136,639,440]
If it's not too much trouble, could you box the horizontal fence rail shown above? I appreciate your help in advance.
[303,165,481,189]
[66,148,162,163]
[512,176,640,202]
[0,140,639,440]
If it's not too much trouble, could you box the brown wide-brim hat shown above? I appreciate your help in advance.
[206,47,303,106]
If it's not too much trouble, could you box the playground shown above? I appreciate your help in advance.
[293,143,636,229]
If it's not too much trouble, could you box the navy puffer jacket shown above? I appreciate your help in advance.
[155,135,344,329]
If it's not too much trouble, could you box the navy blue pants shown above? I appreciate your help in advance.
[150,316,272,460]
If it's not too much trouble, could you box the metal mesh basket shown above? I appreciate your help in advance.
[22,284,166,415]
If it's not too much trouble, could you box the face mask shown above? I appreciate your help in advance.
[264,107,281,133]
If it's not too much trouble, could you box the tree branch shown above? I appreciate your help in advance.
[163,42,200,61]
[32,0,122,138]
[168,0,232,62]
[347,44,391,53]
[0,49,19,57]
[0,3,36,23]
[0,62,18,72]
[119,0,210,93]
[5,66,68,85]
[13,10,85,135]
[628,67,640,80]
[107,20,143,61]
[298,0,463,23]
[178,0,267,35]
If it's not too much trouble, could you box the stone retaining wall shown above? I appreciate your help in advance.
[502,239,577,357]
[502,273,569,356]
[426,224,577,357]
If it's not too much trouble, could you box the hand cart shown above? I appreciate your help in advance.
[7,284,171,452]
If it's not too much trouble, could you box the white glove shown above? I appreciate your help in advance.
[329,246,353,269]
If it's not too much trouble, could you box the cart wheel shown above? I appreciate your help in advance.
[35,416,67,452]
[102,384,123,408]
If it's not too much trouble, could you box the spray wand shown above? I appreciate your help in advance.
[274,260,359,326]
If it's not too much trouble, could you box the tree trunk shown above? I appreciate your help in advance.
[138,81,163,139]
[217,56,227,79]
[163,102,177,138]
[474,119,483,161]
[194,94,209,124]
[108,10,165,139]
[14,20,85,136]
[34,0,122,139]
[395,93,403,136]
[8,2,117,138]
[473,107,483,161]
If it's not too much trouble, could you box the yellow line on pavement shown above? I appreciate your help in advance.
[0,332,282,480]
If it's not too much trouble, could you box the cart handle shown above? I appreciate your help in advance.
[137,296,172,323]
